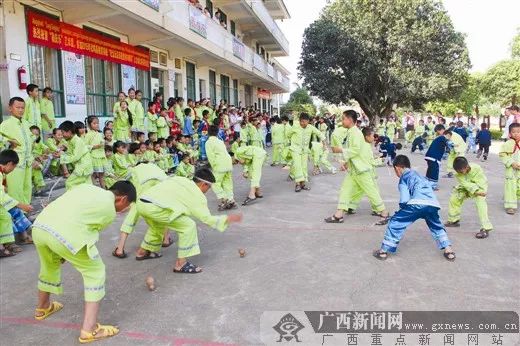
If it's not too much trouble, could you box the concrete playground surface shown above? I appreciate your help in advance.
[0,143,519,345]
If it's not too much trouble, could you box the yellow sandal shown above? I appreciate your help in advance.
[78,323,119,344]
[34,301,63,321]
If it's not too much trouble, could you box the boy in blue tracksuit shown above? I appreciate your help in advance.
[373,155,455,261]
[411,133,428,153]
[424,124,449,189]
[475,123,492,161]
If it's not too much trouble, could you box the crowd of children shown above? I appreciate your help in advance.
[1,84,520,343]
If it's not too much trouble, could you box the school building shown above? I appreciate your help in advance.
[0,0,291,123]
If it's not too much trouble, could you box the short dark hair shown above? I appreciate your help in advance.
[457,121,463,127]
[128,142,140,154]
[299,112,310,121]
[434,124,445,133]
[444,130,452,136]
[184,108,192,115]
[510,105,520,112]
[42,87,52,94]
[510,123,520,133]
[362,127,373,137]
[393,155,411,168]
[208,125,219,136]
[104,145,113,152]
[203,109,209,116]
[26,83,39,94]
[9,96,24,106]
[136,131,145,138]
[109,181,137,203]
[59,120,75,133]
[0,149,19,165]
[194,167,216,183]
[453,156,469,171]
[481,123,488,129]
[113,140,127,153]
[395,143,403,150]
[343,110,358,122]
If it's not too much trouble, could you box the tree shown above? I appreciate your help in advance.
[511,28,520,59]
[299,0,471,121]
[480,60,520,106]
[280,87,317,117]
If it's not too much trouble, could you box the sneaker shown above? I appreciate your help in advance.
[483,155,488,161]
[476,150,482,159]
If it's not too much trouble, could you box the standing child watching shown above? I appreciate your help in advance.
[270,117,285,166]
[40,87,55,139]
[30,126,48,194]
[104,128,114,147]
[24,83,41,130]
[235,145,267,206]
[114,100,133,143]
[373,155,455,261]
[112,141,131,181]
[59,121,94,190]
[499,123,520,215]
[85,116,106,189]
[424,125,448,189]
[445,157,493,238]
[467,117,478,153]
[0,150,34,257]
[476,123,492,161]
[147,102,158,138]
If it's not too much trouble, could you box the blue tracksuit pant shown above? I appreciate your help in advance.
[380,204,451,253]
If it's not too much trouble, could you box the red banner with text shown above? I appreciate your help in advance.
[27,10,150,70]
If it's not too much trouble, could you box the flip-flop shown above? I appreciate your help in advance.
[135,251,162,261]
[324,215,344,223]
[0,247,16,258]
[295,185,302,192]
[242,197,257,206]
[443,251,456,261]
[173,261,202,274]
[301,185,311,191]
[375,217,390,226]
[373,249,388,261]
[475,229,490,239]
[5,243,23,254]
[34,301,63,321]
[78,323,119,344]
[112,248,127,259]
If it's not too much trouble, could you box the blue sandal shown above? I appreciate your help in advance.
[173,261,202,274]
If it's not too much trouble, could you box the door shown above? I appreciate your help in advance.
[186,62,196,101]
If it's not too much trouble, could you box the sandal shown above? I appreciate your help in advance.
[112,248,127,259]
[375,216,390,226]
[371,211,385,217]
[162,236,174,248]
[0,247,16,258]
[346,209,356,215]
[443,251,456,261]
[373,249,388,261]
[78,323,119,344]
[294,185,302,192]
[173,261,202,274]
[226,201,238,210]
[324,215,344,223]
[444,221,460,228]
[5,243,23,254]
[135,250,162,261]
[242,197,257,206]
[301,184,311,191]
[34,301,63,321]
[475,229,490,239]
[506,208,516,215]
[255,192,264,198]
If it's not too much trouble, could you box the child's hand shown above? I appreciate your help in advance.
[475,191,487,197]
[227,213,243,224]
[512,162,520,170]
[18,203,34,213]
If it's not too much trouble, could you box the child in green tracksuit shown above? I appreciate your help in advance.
[104,145,117,188]
[385,117,397,143]
[330,125,349,164]
[176,153,195,179]
[59,121,93,190]
[30,126,49,193]
[32,182,135,343]
[235,145,267,205]
[0,150,33,257]
[205,125,236,210]
[325,111,389,224]
[444,130,467,178]
[376,119,386,137]
[112,141,131,181]
[45,129,66,177]
[113,163,167,258]
[311,136,336,175]
[499,123,520,215]
[287,113,324,192]
[270,117,285,166]
[135,169,242,273]
[425,117,435,146]
[445,157,493,239]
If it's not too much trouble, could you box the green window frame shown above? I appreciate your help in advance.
[220,75,230,104]
[85,56,121,117]
[186,62,196,101]
[232,79,238,106]
[209,70,216,105]
[230,20,236,36]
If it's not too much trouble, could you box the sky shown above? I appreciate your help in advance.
[276,0,520,93]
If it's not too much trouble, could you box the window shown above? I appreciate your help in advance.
[174,73,182,98]
[136,68,151,107]
[218,9,228,27]
[209,70,216,105]
[186,62,196,101]
[85,56,121,117]
[232,79,238,106]
[28,44,65,118]
[206,0,213,18]
[230,20,236,36]
[220,75,230,104]
[199,79,206,100]
[244,84,252,106]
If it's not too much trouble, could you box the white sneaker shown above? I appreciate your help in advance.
[331,167,337,174]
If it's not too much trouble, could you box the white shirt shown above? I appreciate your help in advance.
[503,114,515,139]
[230,113,243,132]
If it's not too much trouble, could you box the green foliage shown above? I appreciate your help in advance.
[280,87,317,117]
[480,60,520,106]
[298,0,471,120]
[511,28,520,59]
[490,129,503,140]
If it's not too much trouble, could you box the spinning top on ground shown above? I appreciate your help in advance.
[145,276,156,291]
[238,249,246,258]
